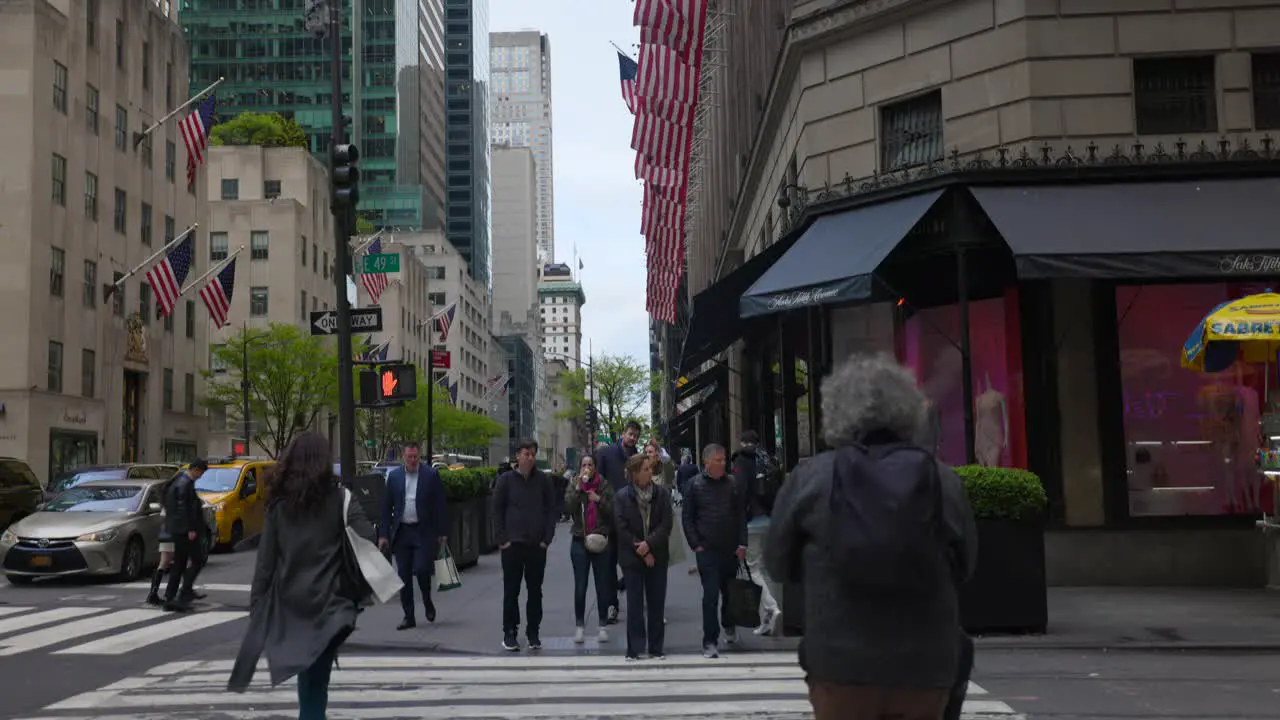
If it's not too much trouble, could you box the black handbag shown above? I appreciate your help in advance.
[727,561,763,628]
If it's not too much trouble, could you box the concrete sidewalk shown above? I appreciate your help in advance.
[345,525,801,657]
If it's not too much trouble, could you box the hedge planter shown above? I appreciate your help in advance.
[446,499,482,569]
[440,467,500,569]
[954,466,1049,635]
[481,493,500,553]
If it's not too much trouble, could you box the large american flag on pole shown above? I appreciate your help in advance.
[200,257,237,328]
[181,94,218,193]
[623,0,708,324]
[432,301,458,342]
[360,237,390,305]
[145,233,194,318]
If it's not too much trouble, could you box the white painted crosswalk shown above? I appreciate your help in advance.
[14,652,1026,719]
[0,605,246,657]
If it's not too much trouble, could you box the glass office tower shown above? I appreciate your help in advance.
[443,0,491,287]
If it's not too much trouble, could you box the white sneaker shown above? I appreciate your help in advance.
[702,643,719,658]
[597,628,609,642]
[753,609,780,636]
[573,626,585,644]
[724,627,739,645]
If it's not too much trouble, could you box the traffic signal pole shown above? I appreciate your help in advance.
[329,5,357,483]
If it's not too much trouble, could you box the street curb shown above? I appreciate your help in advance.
[975,637,1280,652]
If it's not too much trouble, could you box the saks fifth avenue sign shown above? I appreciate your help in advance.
[766,285,843,310]
[1220,254,1280,274]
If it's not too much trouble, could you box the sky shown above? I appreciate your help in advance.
[489,0,648,366]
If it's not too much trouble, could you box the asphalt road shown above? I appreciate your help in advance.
[0,548,257,720]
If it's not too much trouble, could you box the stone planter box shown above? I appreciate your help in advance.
[959,517,1048,635]
[445,498,483,569]
[479,491,499,553]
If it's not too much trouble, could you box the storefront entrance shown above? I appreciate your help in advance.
[49,430,97,486]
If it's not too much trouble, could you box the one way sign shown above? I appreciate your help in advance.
[310,308,384,335]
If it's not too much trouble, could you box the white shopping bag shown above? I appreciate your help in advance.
[435,545,462,592]
[342,489,403,605]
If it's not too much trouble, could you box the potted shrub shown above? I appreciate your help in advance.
[440,468,488,569]
[954,465,1048,635]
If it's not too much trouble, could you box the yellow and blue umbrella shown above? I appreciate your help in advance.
[1181,291,1280,372]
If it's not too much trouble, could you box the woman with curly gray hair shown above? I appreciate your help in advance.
[764,354,978,720]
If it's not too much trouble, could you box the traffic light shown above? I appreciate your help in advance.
[379,363,418,402]
[585,405,598,428]
[358,370,379,405]
[332,143,360,208]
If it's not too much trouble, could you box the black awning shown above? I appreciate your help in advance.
[740,189,946,318]
[680,237,796,374]
[971,179,1280,278]
[675,363,724,402]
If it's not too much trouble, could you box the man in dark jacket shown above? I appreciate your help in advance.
[675,449,699,497]
[163,459,208,612]
[493,439,559,652]
[595,420,641,621]
[682,443,748,658]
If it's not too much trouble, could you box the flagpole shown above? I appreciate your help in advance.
[133,77,225,149]
[103,223,199,301]
[610,41,634,59]
[349,229,384,254]
[176,245,245,299]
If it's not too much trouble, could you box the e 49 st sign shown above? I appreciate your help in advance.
[310,308,383,335]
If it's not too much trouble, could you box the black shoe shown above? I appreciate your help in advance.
[144,593,162,606]
[527,631,541,650]
[397,618,416,631]
[424,601,436,623]
[502,631,520,652]
[163,600,192,613]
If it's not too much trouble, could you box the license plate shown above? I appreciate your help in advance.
[28,555,51,567]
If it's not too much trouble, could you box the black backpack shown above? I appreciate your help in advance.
[828,441,948,593]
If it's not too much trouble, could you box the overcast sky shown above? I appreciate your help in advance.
[489,0,648,366]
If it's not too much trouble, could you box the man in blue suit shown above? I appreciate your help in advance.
[378,441,448,630]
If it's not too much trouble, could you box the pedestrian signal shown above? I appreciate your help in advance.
[378,363,417,402]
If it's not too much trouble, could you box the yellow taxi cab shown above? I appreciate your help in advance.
[183,458,273,550]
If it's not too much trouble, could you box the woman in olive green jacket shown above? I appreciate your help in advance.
[564,454,615,643]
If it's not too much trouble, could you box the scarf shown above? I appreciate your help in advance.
[634,483,654,535]
[581,473,602,532]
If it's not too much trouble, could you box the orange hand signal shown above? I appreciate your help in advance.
[381,370,398,397]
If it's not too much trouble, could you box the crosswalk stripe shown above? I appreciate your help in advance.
[0,609,158,656]
[119,582,252,593]
[0,606,104,636]
[0,605,34,618]
[30,653,1025,718]
[54,611,246,655]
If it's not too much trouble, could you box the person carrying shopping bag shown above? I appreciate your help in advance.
[228,432,378,720]
[564,454,615,644]
[614,452,674,660]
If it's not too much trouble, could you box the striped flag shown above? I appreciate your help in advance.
[634,0,709,60]
[180,94,218,193]
[432,301,458,342]
[144,233,194,318]
[360,238,389,305]
[618,51,639,114]
[637,44,700,106]
[200,257,237,328]
[447,379,459,407]
[631,112,691,164]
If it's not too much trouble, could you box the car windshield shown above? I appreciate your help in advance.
[46,486,143,513]
[51,469,126,494]
[194,467,240,493]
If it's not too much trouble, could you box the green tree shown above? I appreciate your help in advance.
[355,216,376,235]
[210,111,308,149]
[201,323,339,457]
[573,354,651,441]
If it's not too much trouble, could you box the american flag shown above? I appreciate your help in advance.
[200,257,237,328]
[145,233,194,318]
[634,0,708,60]
[637,44,700,106]
[630,112,690,164]
[361,238,389,305]
[432,301,457,342]
[447,379,459,407]
[181,95,218,193]
[359,338,389,362]
[618,51,639,114]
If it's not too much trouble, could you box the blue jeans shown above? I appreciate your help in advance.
[570,537,613,626]
[694,550,735,646]
[296,639,340,720]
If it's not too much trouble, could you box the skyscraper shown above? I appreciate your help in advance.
[489,31,554,263]
[181,0,446,229]
[443,0,492,287]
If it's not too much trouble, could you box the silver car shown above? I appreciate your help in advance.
[0,478,215,584]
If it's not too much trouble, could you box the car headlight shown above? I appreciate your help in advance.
[0,530,16,544]
[76,529,118,543]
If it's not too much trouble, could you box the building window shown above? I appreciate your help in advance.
[48,341,63,392]
[113,188,126,233]
[139,282,152,320]
[1133,56,1217,135]
[264,180,281,199]
[184,373,195,413]
[429,292,446,307]
[140,202,152,246]
[50,247,65,297]
[51,154,66,206]
[164,215,175,244]
[312,243,318,272]
[53,61,67,114]
[115,105,127,151]
[115,18,124,69]
[81,349,95,398]
[301,240,307,267]
[141,42,150,90]
[164,307,173,332]
[84,171,98,220]
[210,344,227,374]
[221,179,239,200]
[250,230,269,260]
[249,287,269,316]
[879,90,943,172]
[83,261,97,308]
[165,61,173,107]
[163,368,173,410]
[1251,53,1280,131]
[140,134,152,168]
[210,231,228,261]
[300,290,307,321]
[112,271,125,317]
[165,140,175,181]
[86,0,97,47]
[185,300,195,337]
[86,84,99,134]
[322,251,329,279]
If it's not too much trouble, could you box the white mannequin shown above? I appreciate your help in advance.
[974,372,1009,467]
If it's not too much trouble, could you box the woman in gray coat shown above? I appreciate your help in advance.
[228,431,376,720]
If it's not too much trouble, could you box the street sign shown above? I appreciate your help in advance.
[430,350,451,369]
[310,307,383,335]
[362,253,400,274]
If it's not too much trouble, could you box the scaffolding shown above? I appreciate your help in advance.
[683,6,728,241]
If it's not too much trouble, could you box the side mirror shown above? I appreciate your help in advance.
[147,502,163,514]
